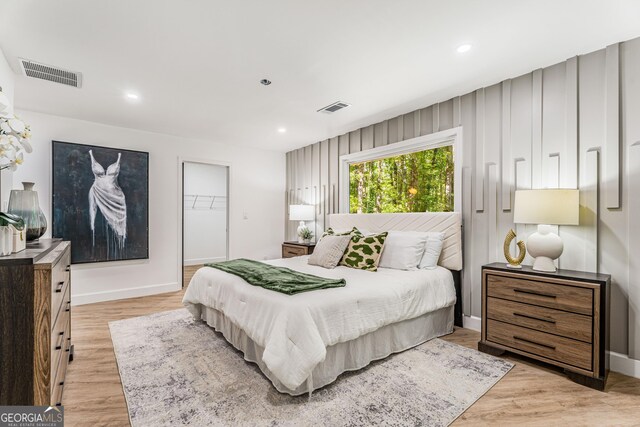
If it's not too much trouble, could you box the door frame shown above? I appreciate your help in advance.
[178,157,230,288]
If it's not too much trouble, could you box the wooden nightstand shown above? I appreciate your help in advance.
[478,263,610,390]
[282,241,316,258]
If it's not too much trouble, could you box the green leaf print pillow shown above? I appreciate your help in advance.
[339,231,388,271]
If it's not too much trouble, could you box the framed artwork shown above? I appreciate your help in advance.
[52,140,149,264]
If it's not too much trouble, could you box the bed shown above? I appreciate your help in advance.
[182,212,463,395]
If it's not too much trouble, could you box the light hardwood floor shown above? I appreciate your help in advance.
[64,289,640,426]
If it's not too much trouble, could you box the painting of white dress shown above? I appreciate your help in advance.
[52,141,148,264]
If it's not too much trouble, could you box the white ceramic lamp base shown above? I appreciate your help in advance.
[297,221,307,243]
[526,224,563,272]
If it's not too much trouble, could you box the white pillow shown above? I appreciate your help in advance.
[308,235,351,269]
[418,232,445,270]
[378,231,429,270]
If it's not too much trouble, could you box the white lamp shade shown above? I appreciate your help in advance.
[513,189,579,225]
[289,204,314,221]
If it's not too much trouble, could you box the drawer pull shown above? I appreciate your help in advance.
[513,335,556,350]
[513,288,557,299]
[59,381,64,386]
[66,265,71,272]
[55,281,64,293]
[55,331,65,350]
[513,311,556,324]
[65,301,71,312]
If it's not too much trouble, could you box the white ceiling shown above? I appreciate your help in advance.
[1,0,639,153]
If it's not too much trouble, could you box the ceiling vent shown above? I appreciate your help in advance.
[19,59,82,88]
[317,101,351,114]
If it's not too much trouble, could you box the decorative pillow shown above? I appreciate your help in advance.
[308,235,352,269]
[378,231,429,270]
[418,232,445,270]
[320,227,363,240]
[339,232,388,271]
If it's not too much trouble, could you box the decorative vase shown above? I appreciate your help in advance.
[8,182,47,241]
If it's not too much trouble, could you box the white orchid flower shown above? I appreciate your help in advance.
[8,118,25,133]
[19,138,33,153]
[14,151,23,165]
[0,121,11,134]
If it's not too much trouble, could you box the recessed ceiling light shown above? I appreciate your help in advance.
[260,79,272,86]
[278,128,286,133]
[125,92,140,100]
[456,44,472,53]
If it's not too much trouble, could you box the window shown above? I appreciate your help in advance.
[339,128,461,213]
[349,145,454,213]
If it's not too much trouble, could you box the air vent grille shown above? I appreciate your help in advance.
[317,101,351,114]
[20,59,82,88]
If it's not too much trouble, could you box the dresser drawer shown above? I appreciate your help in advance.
[51,249,71,316]
[487,297,592,343]
[51,338,70,406]
[50,287,70,381]
[487,319,592,371]
[487,274,593,315]
[282,245,307,258]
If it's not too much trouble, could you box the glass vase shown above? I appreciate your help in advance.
[7,182,47,241]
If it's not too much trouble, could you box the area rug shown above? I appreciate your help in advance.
[109,309,513,426]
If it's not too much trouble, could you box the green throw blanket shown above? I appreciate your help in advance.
[205,258,346,295]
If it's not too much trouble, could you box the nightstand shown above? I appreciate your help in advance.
[478,263,610,390]
[282,241,316,258]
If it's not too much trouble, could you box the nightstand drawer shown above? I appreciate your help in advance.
[282,246,307,258]
[487,297,592,343]
[487,274,593,315]
[486,319,592,371]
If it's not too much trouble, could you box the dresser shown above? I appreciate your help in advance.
[0,239,73,405]
[281,241,316,258]
[478,263,610,390]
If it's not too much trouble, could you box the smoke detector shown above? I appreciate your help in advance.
[317,101,351,114]
[19,59,82,88]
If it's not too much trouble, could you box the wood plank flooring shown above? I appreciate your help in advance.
[64,289,640,426]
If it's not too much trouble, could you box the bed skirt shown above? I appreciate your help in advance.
[192,304,454,395]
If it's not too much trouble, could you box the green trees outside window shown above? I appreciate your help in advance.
[349,145,454,214]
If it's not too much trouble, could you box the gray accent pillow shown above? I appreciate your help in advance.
[308,235,352,269]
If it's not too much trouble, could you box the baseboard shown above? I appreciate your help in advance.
[72,282,180,306]
[183,257,226,266]
[462,315,481,332]
[609,351,640,379]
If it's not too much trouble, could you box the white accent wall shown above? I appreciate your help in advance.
[12,110,285,304]
[183,162,228,265]
[0,48,15,205]
[286,37,640,363]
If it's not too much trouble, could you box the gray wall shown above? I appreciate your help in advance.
[286,37,640,359]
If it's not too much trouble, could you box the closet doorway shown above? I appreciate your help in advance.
[182,161,229,288]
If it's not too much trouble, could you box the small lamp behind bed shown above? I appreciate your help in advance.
[289,204,315,243]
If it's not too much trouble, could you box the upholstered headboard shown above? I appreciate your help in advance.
[328,212,463,271]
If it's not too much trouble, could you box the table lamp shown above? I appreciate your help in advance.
[513,189,579,272]
[289,204,314,243]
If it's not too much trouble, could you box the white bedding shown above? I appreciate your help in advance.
[182,256,456,391]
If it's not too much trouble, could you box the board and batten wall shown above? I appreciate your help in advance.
[285,37,640,366]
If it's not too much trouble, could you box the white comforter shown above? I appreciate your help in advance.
[182,256,456,391]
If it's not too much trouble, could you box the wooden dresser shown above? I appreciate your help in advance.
[479,263,610,390]
[0,239,73,405]
[282,241,315,258]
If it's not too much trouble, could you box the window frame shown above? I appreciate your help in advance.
[339,127,463,213]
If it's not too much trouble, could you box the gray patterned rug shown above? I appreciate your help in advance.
[109,309,512,427]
